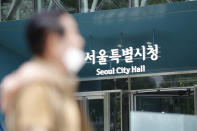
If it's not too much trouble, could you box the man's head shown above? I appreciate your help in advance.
[26,10,85,73]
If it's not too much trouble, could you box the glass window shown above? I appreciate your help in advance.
[88,99,104,131]
[130,73,197,90]
[78,80,102,92]
[122,92,129,131]
[130,76,157,90]
[79,73,197,91]
[110,93,121,131]
[115,78,128,90]
[130,111,197,131]
[136,95,194,114]
[78,79,115,92]
[78,78,128,92]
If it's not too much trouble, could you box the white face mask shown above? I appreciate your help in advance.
[62,47,85,74]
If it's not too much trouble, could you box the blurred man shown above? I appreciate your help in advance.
[0,10,91,131]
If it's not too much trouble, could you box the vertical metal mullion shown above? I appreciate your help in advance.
[104,92,110,131]
[134,95,137,111]
[194,85,197,115]
[16,8,20,20]
[120,91,123,131]
[128,0,132,8]
[78,0,81,13]
[128,78,131,90]
[130,93,134,111]
[114,78,117,89]
[82,96,88,116]
[128,78,132,131]
[130,93,135,131]
[0,0,1,21]
[33,0,36,13]
[37,0,42,12]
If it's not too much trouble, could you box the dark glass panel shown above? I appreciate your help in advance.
[116,78,128,90]
[136,95,194,114]
[78,80,101,92]
[130,73,197,90]
[110,93,121,131]
[122,92,129,131]
[79,78,128,92]
[88,99,104,131]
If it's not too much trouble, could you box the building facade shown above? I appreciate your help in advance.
[0,0,197,131]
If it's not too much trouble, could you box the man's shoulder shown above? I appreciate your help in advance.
[18,82,49,98]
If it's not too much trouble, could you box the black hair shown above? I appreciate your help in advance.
[26,10,66,56]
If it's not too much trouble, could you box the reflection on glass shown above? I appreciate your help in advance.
[131,73,197,90]
[0,0,191,21]
[110,93,121,131]
[101,79,115,90]
[147,0,185,5]
[136,95,194,114]
[99,0,129,11]
[122,93,129,131]
[88,99,104,131]
[1,0,34,21]
[131,111,197,131]
[130,77,156,90]
[79,78,128,92]
[60,0,79,13]
[78,80,101,92]
[159,73,197,88]
[79,73,197,92]
[1,0,189,21]
[78,79,115,92]
[116,78,128,90]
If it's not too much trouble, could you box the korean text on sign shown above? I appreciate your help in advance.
[85,43,160,65]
